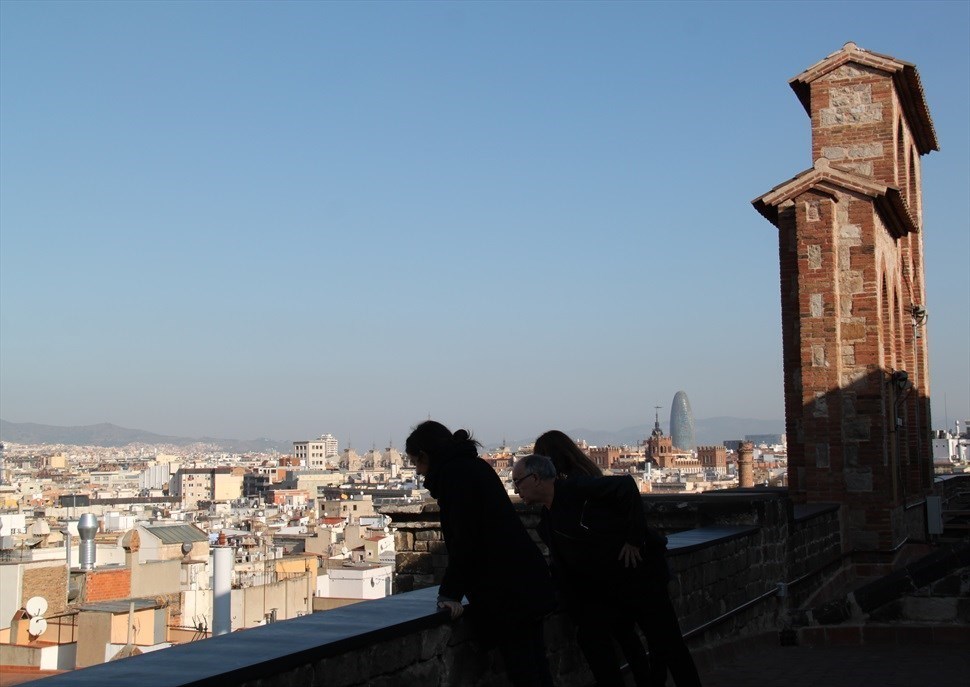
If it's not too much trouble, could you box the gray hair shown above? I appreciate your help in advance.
[515,454,557,480]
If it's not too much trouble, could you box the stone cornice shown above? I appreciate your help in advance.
[752,158,918,239]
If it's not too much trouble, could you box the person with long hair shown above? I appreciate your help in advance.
[534,429,603,478]
[406,420,556,686]
[529,430,701,687]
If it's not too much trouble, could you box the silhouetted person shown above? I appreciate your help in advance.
[515,450,701,687]
[406,420,556,686]
[534,429,652,685]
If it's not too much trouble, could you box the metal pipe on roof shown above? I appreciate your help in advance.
[77,513,98,571]
[212,544,233,636]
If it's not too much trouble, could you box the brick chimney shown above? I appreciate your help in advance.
[738,442,755,489]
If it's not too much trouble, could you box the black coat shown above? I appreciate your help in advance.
[538,475,669,606]
[428,453,555,628]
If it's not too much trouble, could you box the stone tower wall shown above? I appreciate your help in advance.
[757,44,937,552]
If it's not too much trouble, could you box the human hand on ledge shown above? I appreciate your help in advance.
[437,599,464,619]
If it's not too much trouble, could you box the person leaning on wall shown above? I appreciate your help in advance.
[514,448,702,687]
[533,429,653,685]
[405,420,557,687]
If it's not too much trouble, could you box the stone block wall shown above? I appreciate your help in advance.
[668,531,782,641]
[234,610,596,687]
[788,505,843,581]
[21,562,69,615]
[385,490,843,649]
[389,503,447,593]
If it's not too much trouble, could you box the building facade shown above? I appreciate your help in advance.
[293,435,339,469]
[697,445,727,471]
[172,468,243,508]
[589,446,622,470]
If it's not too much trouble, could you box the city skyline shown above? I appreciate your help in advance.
[0,411,785,453]
[1,2,968,450]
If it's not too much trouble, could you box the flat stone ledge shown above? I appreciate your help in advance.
[31,587,446,687]
[667,526,760,555]
[390,521,443,530]
[793,503,840,522]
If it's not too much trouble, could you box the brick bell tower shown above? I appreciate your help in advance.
[753,43,938,553]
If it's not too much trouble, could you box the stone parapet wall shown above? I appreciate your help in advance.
[30,587,598,687]
[788,504,843,589]
[35,490,852,687]
[385,489,844,649]
[936,473,969,506]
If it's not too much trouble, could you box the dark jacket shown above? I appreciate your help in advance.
[538,475,669,604]
[428,453,555,628]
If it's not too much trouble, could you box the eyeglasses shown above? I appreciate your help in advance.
[512,472,536,490]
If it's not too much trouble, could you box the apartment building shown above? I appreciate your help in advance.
[293,435,339,468]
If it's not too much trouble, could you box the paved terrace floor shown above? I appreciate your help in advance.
[698,642,969,687]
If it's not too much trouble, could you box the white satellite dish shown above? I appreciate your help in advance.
[25,596,48,618]
[28,616,48,637]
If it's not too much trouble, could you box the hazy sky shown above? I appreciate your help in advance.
[1,1,968,448]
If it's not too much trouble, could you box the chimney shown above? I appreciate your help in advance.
[212,537,233,636]
[738,442,755,489]
[62,527,73,569]
[77,514,98,570]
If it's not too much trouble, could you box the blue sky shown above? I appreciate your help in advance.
[1,1,967,448]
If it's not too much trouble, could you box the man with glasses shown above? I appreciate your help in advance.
[512,470,538,492]
[512,454,701,687]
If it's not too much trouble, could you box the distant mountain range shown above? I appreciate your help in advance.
[0,419,292,453]
[0,416,785,454]
[530,416,785,449]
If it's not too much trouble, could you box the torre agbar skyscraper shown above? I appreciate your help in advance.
[669,391,696,451]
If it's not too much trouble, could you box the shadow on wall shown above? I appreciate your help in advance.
[789,367,933,551]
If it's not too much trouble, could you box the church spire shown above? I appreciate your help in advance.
[651,405,664,437]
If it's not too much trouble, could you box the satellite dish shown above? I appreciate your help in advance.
[181,542,193,556]
[28,616,48,637]
[25,596,48,617]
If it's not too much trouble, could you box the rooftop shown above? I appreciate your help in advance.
[141,524,208,544]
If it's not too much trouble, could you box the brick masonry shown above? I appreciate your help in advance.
[754,43,938,552]
[21,564,69,616]
[83,568,132,602]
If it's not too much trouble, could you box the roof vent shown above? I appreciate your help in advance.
[78,513,98,570]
